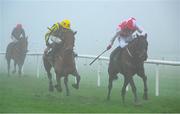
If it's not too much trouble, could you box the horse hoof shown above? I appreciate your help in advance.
[12,70,16,74]
[143,94,148,100]
[72,84,79,89]
[107,97,110,101]
[66,93,70,96]
[55,85,62,92]
[134,101,142,106]
[113,76,118,80]
[49,87,54,92]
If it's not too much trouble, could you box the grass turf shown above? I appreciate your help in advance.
[0,67,180,113]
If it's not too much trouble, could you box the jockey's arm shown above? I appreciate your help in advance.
[136,24,147,36]
[21,29,26,38]
[45,25,57,46]
[106,31,120,50]
[110,31,120,46]
[11,28,16,39]
[45,32,50,46]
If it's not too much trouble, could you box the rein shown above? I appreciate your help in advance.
[126,47,133,58]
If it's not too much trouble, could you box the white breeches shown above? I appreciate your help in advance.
[118,36,133,48]
[49,36,62,44]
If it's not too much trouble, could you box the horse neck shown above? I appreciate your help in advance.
[127,40,137,57]
[63,32,74,51]
[17,39,27,52]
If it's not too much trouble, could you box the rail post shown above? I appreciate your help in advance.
[97,59,101,87]
[36,55,40,78]
[155,64,160,96]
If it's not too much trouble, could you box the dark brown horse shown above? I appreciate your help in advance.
[107,34,148,104]
[6,37,28,76]
[43,30,80,96]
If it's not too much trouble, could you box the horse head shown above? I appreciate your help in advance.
[61,30,75,54]
[129,33,148,61]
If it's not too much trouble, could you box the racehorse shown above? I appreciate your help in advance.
[43,30,80,96]
[6,37,28,76]
[107,34,148,105]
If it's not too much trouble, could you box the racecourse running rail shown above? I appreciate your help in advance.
[0,52,180,96]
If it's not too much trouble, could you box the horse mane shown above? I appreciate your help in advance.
[128,34,147,47]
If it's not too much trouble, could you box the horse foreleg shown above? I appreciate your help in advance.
[43,56,54,92]
[137,67,148,100]
[12,61,17,74]
[47,71,54,92]
[55,74,62,92]
[64,76,69,96]
[72,70,80,89]
[139,74,148,100]
[142,75,148,100]
[121,76,129,104]
[107,77,113,100]
[7,59,11,76]
[129,77,138,104]
[18,64,23,76]
[107,64,118,100]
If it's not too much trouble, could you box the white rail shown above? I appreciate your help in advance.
[0,52,180,96]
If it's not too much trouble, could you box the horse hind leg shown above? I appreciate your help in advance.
[64,76,69,96]
[71,70,81,89]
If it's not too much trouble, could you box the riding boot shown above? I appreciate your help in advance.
[114,47,122,61]
[44,46,50,55]
[48,43,57,64]
[51,48,56,64]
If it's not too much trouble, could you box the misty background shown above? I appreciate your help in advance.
[0,0,180,60]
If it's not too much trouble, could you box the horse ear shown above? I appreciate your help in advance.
[73,31,77,36]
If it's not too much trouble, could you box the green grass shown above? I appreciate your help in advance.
[0,67,180,113]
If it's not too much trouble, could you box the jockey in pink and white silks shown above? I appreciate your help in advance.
[107,17,146,61]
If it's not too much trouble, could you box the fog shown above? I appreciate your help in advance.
[0,0,180,60]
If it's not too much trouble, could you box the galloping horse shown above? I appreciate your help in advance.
[6,37,28,76]
[107,34,148,104]
[43,30,80,96]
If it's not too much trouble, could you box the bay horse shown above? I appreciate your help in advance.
[107,34,148,104]
[43,30,80,96]
[6,37,28,76]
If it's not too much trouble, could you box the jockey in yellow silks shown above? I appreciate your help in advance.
[44,19,71,55]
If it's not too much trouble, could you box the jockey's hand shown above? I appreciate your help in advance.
[106,44,112,50]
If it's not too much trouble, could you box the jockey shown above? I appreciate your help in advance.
[44,19,72,55]
[11,24,26,43]
[106,17,146,61]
